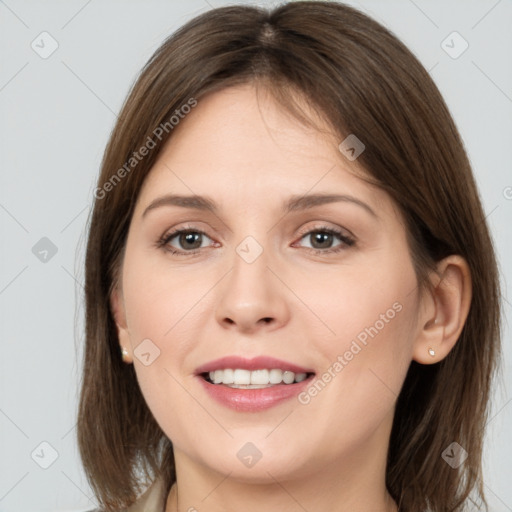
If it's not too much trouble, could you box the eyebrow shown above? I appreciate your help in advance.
[142,193,377,219]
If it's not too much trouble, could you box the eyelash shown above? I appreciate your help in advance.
[156,224,356,257]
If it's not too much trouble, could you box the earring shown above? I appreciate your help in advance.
[121,347,129,362]
[428,347,436,357]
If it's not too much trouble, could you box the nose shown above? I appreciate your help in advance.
[214,247,291,334]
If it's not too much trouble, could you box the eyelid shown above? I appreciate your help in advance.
[295,221,354,240]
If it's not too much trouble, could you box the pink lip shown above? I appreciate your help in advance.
[197,376,315,412]
[195,356,313,375]
[195,356,315,412]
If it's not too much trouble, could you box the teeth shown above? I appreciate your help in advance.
[282,371,295,384]
[251,369,269,385]
[206,369,309,387]
[295,372,307,382]
[222,368,234,384]
[233,369,251,385]
[269,369,282,384]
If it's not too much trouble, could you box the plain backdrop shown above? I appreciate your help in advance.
[0,1,511,511]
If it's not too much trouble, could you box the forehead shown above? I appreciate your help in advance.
[167,83,336,161]
[133,84,396,223]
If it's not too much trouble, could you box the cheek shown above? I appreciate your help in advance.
[122,246,210,347]
[301,251,418,414]
[311,256,417,363]
[289,277,417,460]
[120,247,220,441]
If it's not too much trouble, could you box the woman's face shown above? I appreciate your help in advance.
[113,84,424,483]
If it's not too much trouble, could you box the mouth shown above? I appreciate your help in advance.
[195,356,316,412]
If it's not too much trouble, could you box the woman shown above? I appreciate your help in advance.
[78,2,502,511]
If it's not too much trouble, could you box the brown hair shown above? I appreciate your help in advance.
[78,2,502,511]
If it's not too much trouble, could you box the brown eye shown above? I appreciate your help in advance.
[158,229,213,254]
[297,227,355,253]
[309,231,336,249]
[175,231,203,250]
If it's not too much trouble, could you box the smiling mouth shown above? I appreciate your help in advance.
[201,368,316,389]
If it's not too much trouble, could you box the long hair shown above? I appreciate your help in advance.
[78,3,502,511]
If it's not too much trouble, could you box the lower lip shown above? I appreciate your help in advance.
[197,375,315,412]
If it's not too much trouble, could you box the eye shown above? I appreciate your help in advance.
[294,226,355,254]
[156,224,355,256]
[156,227,215,255]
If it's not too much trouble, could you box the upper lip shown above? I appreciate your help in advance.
[195,356,314,375]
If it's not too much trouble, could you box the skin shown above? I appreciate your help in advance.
[111,83,472,512]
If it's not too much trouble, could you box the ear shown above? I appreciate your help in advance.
[412,255,472,364]
[110,285,133,364]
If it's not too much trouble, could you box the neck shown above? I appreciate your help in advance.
[166,474,398,512]
[165,419,398,512]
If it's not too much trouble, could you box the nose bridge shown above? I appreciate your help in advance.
[228,208,273,280]
[214,231,290,331]
[228,233,273,303]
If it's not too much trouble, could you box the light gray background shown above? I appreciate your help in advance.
[0,1,511,511]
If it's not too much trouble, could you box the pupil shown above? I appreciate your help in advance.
[180,232,202,249]
[312,232,332,249]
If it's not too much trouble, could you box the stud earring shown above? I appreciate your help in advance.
[121,347,129,362]
[428,347,436,357]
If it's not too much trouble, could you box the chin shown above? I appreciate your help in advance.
[189,441,315,484]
